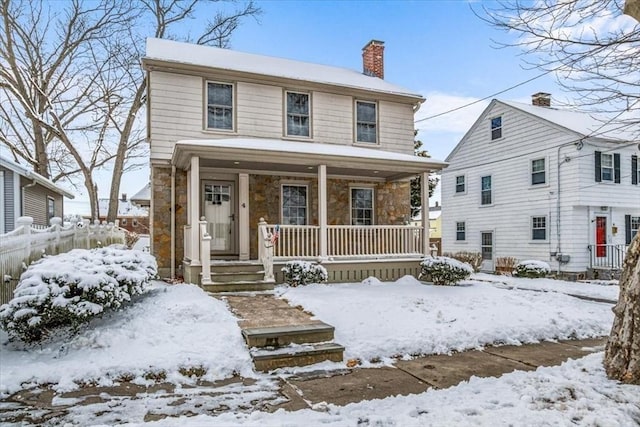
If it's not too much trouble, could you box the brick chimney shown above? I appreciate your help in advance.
[532,92,551,107]
[362,40,384,79]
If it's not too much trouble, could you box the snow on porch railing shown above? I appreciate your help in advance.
[328,225,423,258]
[588,244,628,270]
[0,216,126,305]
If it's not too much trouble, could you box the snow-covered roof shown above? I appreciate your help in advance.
[0,154,74,199]
[130,183,150,203]
[98,198,148,217]
[144,38,424,101]
[501,100,635,142]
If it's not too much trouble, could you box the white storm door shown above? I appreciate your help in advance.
[202,181,236,253]
[480,231,494,272]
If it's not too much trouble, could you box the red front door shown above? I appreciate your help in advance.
[596,217,607,257]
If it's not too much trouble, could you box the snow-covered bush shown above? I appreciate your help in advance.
[443,251,482,272]
[513,260,551,278]
[419,256,473,286]
[0,247,157,343]
[125,230,140,249]
[281,261,328,287]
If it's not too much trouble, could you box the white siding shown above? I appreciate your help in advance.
[148,70,417,161]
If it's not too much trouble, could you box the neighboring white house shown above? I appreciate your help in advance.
[442,93,639,278]
[142,38,446,285]
[0,154,74,233]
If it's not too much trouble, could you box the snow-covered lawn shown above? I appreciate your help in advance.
[276,275,614,363]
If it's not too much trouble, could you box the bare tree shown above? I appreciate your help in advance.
[0,0,260,221]
[476,0,640,137]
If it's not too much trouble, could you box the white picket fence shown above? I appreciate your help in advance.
[0,216,126,305]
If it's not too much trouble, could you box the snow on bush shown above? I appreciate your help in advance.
[281,260,328,286]
[514,260,551,278]
[0,247,157,343]
[420,256,473,286]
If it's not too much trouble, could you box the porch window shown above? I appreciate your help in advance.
[351,187,374,225]
[456,221,466,241]
[355,101,377,143]
[47,197,55,220]
[206,82,233,130]
[490,116,502,140]
[455,175,465,193]
[531,158,546,185]
[286,91,310,137]
[282,184,307,225]
[531,216,546,240]
[481,175,492,205]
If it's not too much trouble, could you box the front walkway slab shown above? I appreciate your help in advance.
[222,294,322,329]
[482,339,605,367]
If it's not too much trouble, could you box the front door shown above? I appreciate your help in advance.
[202,181,236,254]
[595,216,607,257]
[481,231,494,272]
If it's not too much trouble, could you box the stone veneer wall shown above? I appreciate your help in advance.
[249,175,411,259]
[151,165,187,275]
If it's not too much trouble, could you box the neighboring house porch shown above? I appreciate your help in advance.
[156,138,444,285]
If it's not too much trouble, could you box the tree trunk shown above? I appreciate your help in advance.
[604,232,640,384]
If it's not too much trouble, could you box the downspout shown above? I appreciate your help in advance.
[171,165,176,279]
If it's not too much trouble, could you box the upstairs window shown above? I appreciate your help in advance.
[206,82,233,130]
[456,221,466,241]
[455,175,465,193]
[632,155,638,185]
[282,184,308,225]
[286,91,310,137]
[531,158,546,185]
[490,116,502,140]
[351,187,374,225]
[595,151,620,183]
[532,216,547,240]
[356,101,377,143]
[481,175,492,205]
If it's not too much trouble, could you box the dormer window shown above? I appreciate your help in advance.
[491,116,502,140]
[355,100,377,143]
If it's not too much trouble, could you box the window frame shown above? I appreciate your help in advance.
[480,175,492,206]
[47,196,55,221]
[204,80,235,131]
[456,221,466,241]
[490,116,502,141]
[121,218,127,226]
[350,186,375,225]
[284,90,312,138]
[531,215,547,241]
[354,100,378,144]
[631,216,640,238]
[531,157,546,186]
[281,183,309,226]
[600,153,614,182]
[455,175,466,194]
[132,218,139,227]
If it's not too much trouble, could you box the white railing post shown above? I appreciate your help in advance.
[199,217,211,284]
[50,217,62,255]
[258,218,274,282]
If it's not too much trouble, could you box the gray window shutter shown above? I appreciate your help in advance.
[594,151,602,182]
[626,215,632,245]
[632,155,638,185]
[614,153,621,184]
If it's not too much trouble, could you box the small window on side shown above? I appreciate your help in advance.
[455,176,465,193]
[490,116,502,140]
[531,158,546,185]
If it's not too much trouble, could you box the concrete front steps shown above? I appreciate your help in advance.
[203,261,275,293]
[243,322,345,371]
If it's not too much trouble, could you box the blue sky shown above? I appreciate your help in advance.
[71,0,562,213]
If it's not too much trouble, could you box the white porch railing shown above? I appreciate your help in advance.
[0,216,126,304]
[588,244,628,270]
[262,223,321,258]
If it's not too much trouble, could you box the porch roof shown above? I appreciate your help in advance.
[172,138,447,180]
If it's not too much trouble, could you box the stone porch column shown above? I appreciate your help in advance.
[318,164,327,259]
[421,171,431,256]
[189,156,201,265]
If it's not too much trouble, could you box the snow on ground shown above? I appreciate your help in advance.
[276,275,614,362]
[0,282,256,397]
[471,272,619,302]
[129,353,640,427]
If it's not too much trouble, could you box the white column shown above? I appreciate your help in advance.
[318,164,327,259]
[238,173,250,260]
[421,171,431,256]
[190,156,201,265]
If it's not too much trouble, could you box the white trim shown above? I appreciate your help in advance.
[318,165,327,258]
[204,80,235,132]
[0,170,4,233]
[280,182,309,225]
[354,99,379,145]
[284,89,312,139]
[600,152,614,182]
[13,169,20,225]
[349,185,375,225]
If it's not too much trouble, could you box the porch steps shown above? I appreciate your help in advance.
[205,261,274,292]
[243,323,336,347]
[204,281,275,293]
[250,342,345,371]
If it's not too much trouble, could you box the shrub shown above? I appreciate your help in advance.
[125,231,140,249]
[513,260,551,278]
[419,256,473,286]
[443,251,482,272]
[282,261,328,287]
[0,247,157,343]
[495,257,519,275]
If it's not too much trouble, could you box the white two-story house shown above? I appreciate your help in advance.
[142,38,446,288]
[442,93,639,279]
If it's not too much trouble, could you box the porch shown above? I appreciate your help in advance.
[587,244,628,271]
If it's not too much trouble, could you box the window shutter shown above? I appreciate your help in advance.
[632,155,638,185]
[614,153,621,184]
[625,215,632,245]
[594,151,602,182]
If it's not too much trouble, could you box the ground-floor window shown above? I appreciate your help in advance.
[531,216,546,240]
[456,221,466,241]
[351,187,374,225]
[281,184,308,225]
[627,215,640,244]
